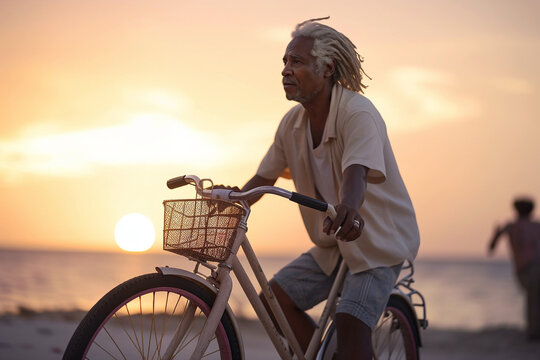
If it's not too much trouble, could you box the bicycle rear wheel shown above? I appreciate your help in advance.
[63,273,241,360]
[318,295,419,360]
[372,295,419,360]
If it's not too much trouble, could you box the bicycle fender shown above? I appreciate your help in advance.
[155,266,245,360]
[390,290,423,347]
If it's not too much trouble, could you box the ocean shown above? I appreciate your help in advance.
[0,249,525,331]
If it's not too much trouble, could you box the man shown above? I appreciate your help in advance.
[239,19,420,359]
[489,197,540,340]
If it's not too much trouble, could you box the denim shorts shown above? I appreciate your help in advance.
[273,252,402,330]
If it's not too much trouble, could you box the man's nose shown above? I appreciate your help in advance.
[282,61,292,76]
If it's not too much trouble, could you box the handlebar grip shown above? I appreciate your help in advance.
[167,176,189,189]
[290,192,328,212]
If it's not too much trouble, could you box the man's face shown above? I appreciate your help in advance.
[282,36,327,104]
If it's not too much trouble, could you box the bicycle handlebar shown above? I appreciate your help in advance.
[167,174,336,218]
[167,175,189,189]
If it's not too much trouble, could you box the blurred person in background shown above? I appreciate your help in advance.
[489,197,540,340]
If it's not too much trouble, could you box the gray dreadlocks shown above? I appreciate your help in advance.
[292,17,370,93]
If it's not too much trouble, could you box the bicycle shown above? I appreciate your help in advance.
[64,174,428,359]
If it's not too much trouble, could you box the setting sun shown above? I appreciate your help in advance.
[114,213,156,252]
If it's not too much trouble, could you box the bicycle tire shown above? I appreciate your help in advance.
[63,273,241,360]
[372,295,419,360]
[318,295,420,360]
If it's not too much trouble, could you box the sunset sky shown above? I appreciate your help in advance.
[1,0,539,259]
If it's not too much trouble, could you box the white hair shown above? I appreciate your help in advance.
[292,18,370,93]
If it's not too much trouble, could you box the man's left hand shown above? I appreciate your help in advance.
[323,203,364,242]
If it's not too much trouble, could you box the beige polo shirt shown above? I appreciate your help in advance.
[257,85,420,275]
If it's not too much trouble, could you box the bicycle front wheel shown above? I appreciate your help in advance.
[63,273,241,360]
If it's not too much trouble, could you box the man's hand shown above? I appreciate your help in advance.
[323,164,368,242]
[209,175,276,206]
[323,203,364,242]
[212,185,241,192]
[205,185,241,212]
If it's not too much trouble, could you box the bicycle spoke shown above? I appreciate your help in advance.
[91,341,122,360]
[173,306,203,357]
[146,292,156,360]
[373,310,410,360]
[374,313,391,350]
[123,303,144,356]
[151,291,172,360]
[175,308,221,358]
[152,292,173,360]
[97,326,128,360]
[394,319,407,359]
[375,314,389,358]
[114,310,144,357]
[153,293,183,360]
[139,296,145,358]
[201,345,220,358]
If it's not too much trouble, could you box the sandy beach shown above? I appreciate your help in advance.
[1,310,540,359]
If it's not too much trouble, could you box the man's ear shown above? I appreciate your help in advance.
[324,61,336,78]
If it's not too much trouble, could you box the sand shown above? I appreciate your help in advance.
[1,310,539,359]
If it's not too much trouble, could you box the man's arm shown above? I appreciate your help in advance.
[241,174,277,206]
[213,175,276,205]
[323,164,368,242]
[488,224,509,255]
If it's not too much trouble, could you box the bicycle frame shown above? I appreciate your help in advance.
[63,174,427,360]
[158,207,346,360]
[160,175,427,360]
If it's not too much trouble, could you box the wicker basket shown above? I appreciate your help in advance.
[163,199,245,262]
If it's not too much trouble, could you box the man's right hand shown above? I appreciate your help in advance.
[212,185,241,192]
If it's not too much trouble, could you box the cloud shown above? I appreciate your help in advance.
[0,114,226,177]
[490,76,534,95]
[259,26,291,43]
[0,112,276,179]
[122,89,191,113]
[370,66,481,131]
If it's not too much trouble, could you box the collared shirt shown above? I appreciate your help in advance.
[257,85,420,275]
[306,120,337,206]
